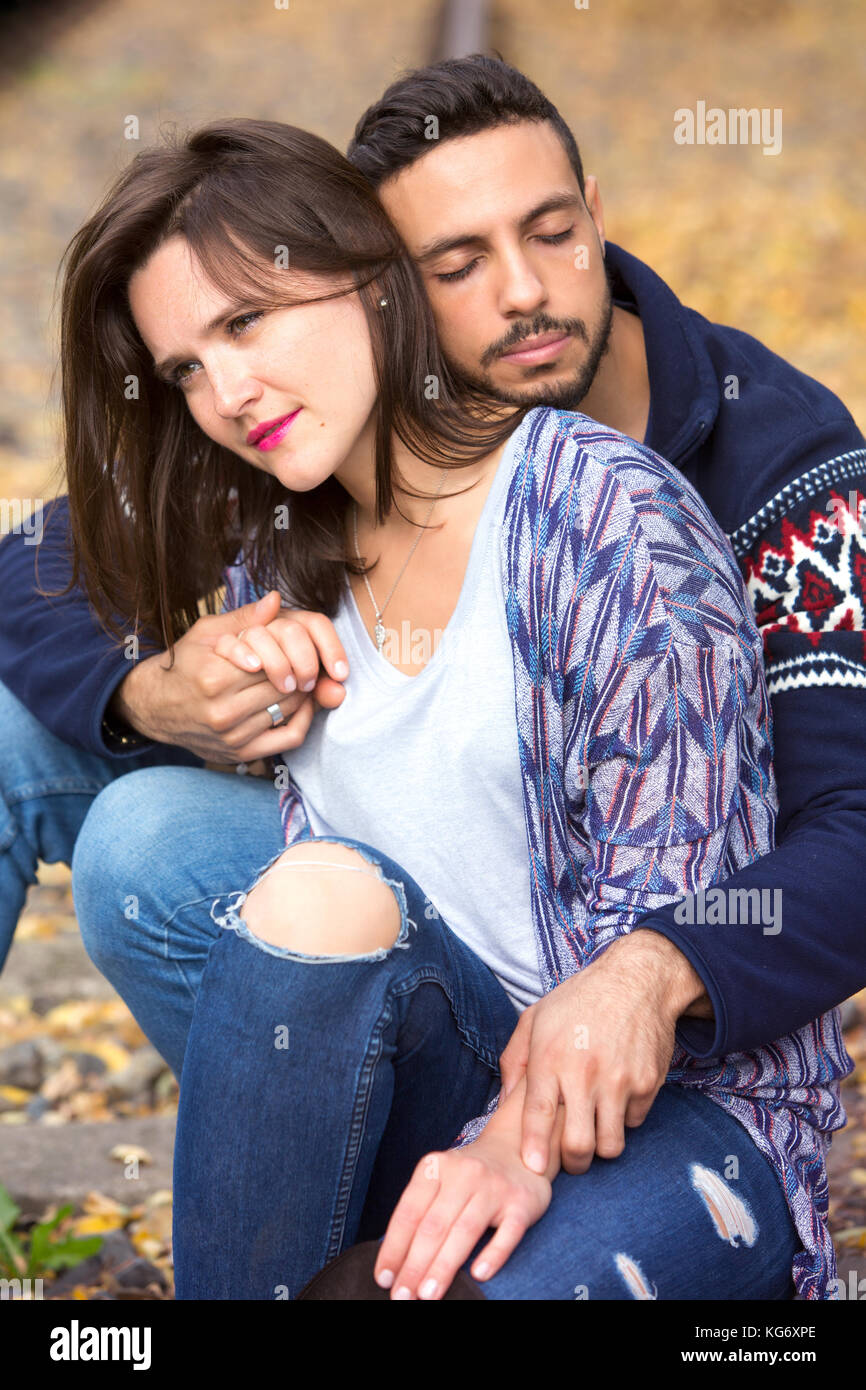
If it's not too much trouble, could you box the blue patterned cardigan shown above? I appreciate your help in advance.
[224,406,852,1301]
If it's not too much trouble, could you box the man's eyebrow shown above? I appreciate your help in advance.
[153,307,237,379]
[414,191,583,265]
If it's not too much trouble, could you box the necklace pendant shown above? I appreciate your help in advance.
[374,619,386,654]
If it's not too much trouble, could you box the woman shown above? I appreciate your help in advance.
[61,118,850,1301]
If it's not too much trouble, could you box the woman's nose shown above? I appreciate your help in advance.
[209,360,261,418]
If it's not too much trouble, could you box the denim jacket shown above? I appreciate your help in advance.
[225,406,852,1300]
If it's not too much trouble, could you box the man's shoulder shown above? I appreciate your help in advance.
[680,306,864,529]
[610,242,860,448]
[608,243,864,527]
[687,305,852,426]
[684,310,865,558]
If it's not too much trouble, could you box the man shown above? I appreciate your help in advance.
[1,55,864,1185]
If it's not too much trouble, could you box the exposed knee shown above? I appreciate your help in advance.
[242,841,403,956]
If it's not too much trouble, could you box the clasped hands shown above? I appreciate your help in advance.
[112,589,350,763]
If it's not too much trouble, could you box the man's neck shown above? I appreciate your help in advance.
[579,304,652,446]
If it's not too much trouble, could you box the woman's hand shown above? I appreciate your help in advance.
[373,1127,553,1301]
[212,594,349,700]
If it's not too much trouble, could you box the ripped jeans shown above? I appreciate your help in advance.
[172,833,800,1301]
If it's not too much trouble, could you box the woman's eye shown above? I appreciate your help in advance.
[165,311,263,389]
[435,258,480,284]
[536,226,574,245]
[171,362,199,388]
[229,310,263,334]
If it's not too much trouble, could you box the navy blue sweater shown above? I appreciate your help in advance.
[2,242,865,1058]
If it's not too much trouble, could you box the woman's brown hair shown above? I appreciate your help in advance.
[58,118,527,648]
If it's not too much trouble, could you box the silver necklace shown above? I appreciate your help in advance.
[351,470,449,655]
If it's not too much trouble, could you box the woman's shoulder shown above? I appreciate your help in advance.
[510,406,760,657]
[514,405,711,518]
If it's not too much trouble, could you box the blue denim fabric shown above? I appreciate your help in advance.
[0,679,170,971]
[172,834,799,1301]
[72,766,286,1076]
[475,1083,798,1301]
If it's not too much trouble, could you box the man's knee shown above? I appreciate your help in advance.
[242,841,403,956]
[73,770,160,873]
[71,769,182,960]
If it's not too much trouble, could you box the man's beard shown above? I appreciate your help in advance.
[457,281,615,411]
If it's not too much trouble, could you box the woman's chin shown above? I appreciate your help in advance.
[267,455,337,494]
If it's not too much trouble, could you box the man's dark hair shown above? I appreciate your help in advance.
[347,53,586,195]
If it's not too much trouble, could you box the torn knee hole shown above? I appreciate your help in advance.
[241,842,403,955]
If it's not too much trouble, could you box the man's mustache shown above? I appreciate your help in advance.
[481,316,590,368]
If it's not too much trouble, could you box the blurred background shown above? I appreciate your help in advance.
[0,0,864,1301]
[0,0,864,507]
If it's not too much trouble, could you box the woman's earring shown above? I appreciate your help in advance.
[378,296,388,309]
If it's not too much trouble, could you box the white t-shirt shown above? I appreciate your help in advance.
[285,428,542,1011]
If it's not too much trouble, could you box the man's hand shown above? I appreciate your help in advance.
[499,930,708,1177]
[111,591,348,763]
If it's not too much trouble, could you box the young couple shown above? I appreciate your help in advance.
[3,55,865,1301]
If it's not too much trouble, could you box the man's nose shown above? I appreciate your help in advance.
[496,249,548,318]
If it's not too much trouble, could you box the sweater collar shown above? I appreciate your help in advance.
[603,241,720,467]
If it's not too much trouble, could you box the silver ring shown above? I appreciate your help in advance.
[266,703,286,728]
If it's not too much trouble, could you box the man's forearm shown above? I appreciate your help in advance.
[611,926,713,1021]
[632,798,866,1059]
[622,661,866,1058]
[0,496,163,757]
[109,653,169,744]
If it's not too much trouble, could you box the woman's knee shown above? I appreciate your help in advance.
[241,840,403,956]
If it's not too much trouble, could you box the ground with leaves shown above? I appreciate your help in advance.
[0,868,177,1298]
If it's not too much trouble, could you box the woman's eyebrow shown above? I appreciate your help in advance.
[414,190,582,265]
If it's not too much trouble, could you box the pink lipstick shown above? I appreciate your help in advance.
[247,409,302,451]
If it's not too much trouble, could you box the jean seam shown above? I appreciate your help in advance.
[0,781,113,854]
[327,1001,392,1261]
[324,972,503,1261]
[157,892,238,999]
[6,778,113,802]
